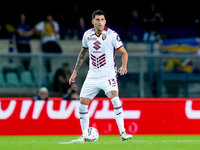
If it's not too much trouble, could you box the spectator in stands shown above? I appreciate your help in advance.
[15,13,32,70]
[21,14,62,72]
[143,3,164,42]
[63,83,79,100]
[32,87,49,100]
[53,63,71,94]
[36,14,62,72]
[35,14,62,53]
[63,2,85,39]
[127,9,143,41]
[72,2,85,40]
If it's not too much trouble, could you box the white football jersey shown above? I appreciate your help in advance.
[82,26,123,78]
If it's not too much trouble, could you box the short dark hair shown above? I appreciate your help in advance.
[92,10,106,19]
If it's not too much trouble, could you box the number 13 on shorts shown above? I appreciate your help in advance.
[108,78,117,87]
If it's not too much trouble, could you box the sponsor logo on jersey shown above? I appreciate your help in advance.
[93,40,101,50]
[88,37,97,41]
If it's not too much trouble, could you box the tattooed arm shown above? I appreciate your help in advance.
[69,47,88,85]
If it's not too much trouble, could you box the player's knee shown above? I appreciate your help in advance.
[108,90,119,99]
[80,97,91,105]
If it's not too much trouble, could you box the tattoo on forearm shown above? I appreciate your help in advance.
[75,55,84,71]
[74,49,88,71]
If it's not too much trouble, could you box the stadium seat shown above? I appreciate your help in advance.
[48,72,55,86]
[6,72,21,87]
[31,66,38,82]
[31,66,49,87]
[20,71,34,87]
[0,71,6,87]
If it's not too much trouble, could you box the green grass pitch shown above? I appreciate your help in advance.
[0,135,200,150]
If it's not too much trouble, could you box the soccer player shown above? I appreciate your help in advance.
[69,10,132,141]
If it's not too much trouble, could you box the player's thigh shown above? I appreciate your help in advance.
[100,76,119,98]
[80,78,100,100]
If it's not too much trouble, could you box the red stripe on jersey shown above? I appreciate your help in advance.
[99,57,106,62]
[99,60,106,65]
[91,54,96,58]
[99,54,105,58]
[117,45,123,50]
[91,57,96,61]
[92,62,96,66]
[100,62,106,67]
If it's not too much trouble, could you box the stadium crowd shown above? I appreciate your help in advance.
[0,1,200,41]
[0,1,200,98]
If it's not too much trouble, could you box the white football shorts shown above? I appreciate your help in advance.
[80,74,119,100]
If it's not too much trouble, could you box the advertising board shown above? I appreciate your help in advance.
[0,98,200,135]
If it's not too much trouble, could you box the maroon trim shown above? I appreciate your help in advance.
[91,54,96,58]
[104,26,108,31]
[95,33,101,37]
[113,48,117,70]
[116,112,122,115]
[116,45,123,50]
[92,26,108,37]
[100,62,106,67]
[90,53,107,68]
[91,57,96,61]
[99,54,105,58]
[99,57,105,62]
[92,62,96,66]
[79,112,88,114]
[92,26,108,31]
[114,106,122,110]
[99,57,106,63]
[99,61,106,65]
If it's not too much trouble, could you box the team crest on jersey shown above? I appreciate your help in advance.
[102,34,107,40]
[116,35,121,42]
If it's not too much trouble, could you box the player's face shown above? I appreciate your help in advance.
[92,15,106,32]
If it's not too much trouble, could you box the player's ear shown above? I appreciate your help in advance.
[91,19,94,25]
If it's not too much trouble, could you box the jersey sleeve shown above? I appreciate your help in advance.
[35,21,43,32]
[54,21,59,31]
[82,32,88,48]
[112,32,123,50]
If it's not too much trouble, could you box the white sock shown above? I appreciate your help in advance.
[111,97,125,134]
[79,103,89,134]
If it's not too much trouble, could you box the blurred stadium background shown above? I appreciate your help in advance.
[0,1,200,98]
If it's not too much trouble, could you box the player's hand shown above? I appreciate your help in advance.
[69,71,77,85]
[118,66,127,75]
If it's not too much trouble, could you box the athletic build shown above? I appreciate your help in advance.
[69,10,132,141]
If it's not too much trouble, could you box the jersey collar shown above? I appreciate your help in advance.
[92,26,108,37]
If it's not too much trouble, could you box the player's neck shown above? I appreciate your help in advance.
[95,29,103,36]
